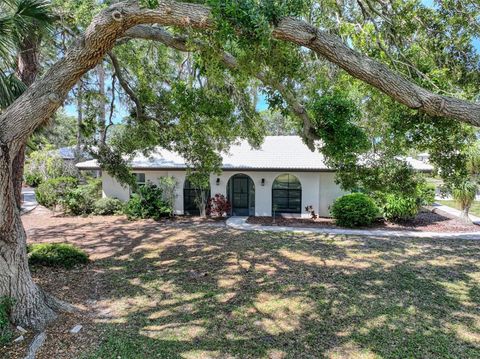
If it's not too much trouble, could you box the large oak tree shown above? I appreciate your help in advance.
[0,0,479,329]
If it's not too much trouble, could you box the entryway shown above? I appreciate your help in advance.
[227,174,255,216]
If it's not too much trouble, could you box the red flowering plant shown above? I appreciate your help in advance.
[207,194,231,217]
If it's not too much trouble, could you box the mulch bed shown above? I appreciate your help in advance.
[246,210,480,233]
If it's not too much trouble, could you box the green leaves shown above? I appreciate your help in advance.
[308,91,370,167]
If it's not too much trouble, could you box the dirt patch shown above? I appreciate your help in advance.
[247,210,480,232]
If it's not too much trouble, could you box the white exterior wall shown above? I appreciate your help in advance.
[101,173,129,201]
[102,170,187,215]
[102,170,346,217]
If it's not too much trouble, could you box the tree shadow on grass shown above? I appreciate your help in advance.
[25,218,480,358]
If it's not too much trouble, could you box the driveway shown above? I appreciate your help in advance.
[21,186,37,213]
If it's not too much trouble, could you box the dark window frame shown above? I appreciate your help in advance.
[183,178,210,215]
[131,172,146,195]
[272,174,302,214]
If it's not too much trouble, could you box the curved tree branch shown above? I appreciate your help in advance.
[123,25,319,148]
[108,51,143,120]
[272,17,480,126]
[2,0,480,151]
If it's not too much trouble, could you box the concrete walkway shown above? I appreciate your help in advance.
[21,187,37,214]
[430,203,480,224]
[226,217,480,239]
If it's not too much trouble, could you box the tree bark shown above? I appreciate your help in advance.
[272,17,480,126]
[0,145,57,329]
[12,35,41,208]
[459,206,473,225]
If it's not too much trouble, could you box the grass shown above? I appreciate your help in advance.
[437,200,480,217]
[74,227,480,358]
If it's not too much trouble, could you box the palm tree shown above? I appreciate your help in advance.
[452,180,478,224]
[0,0,53,109]
[0,0,54,206]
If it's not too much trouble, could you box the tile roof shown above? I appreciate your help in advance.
[76,136,433,172]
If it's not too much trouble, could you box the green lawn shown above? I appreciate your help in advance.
[82,229,480,358]
[22,214,480,358]
[437,200,480,217]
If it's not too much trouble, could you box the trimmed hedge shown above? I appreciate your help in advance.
[28,243,89,269]
[331,193,379,228]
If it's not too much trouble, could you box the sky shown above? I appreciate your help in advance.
[65,0,478,120]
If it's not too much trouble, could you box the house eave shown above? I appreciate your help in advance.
[77,166,433,173]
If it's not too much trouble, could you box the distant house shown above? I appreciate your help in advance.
[76,136,433,217]
[417,152,430,163]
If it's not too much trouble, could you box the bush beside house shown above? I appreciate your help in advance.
[124,182,173,220]
[93,198,124,215]
[60,179,101,215]
[35,177,79,209]
[331,193,379,227]
[207,194,231,217]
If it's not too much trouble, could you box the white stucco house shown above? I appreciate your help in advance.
[76,136,433,218]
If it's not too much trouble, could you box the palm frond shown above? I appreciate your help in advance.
[11,0,54,40]
[0,17,14,61]
[0,70,26,109]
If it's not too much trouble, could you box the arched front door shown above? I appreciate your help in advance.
[227,174,255,216]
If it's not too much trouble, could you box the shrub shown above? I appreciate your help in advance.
[124,182,172,220]
[93,197,124,215]
[35,176,78,209]
[207,194,231,217]
[28,243,89,269]
[61,179,101,215]
[24,172,43,187]
[383,194,419,221]
[0,297,13,346]
[24,147,78,187]
[417,183,436,206]
[331,193,379,227]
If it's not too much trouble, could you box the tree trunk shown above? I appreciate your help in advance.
[11,144,26,208]
[459,206,473,225]
[12,34,41,208]
[75,83,84,161]
[0,145,57,329]
[96,63,107,145]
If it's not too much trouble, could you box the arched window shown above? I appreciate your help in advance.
[272,174,302,214]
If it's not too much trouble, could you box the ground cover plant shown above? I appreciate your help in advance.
[28,243,89,269]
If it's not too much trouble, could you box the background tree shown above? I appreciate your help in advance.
[0,0,54,206]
